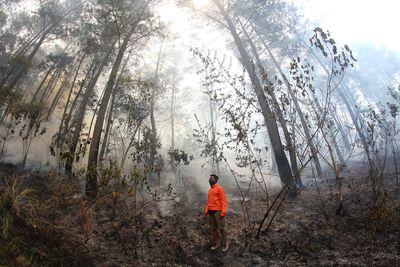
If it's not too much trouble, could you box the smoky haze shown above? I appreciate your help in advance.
[0,0,398,201]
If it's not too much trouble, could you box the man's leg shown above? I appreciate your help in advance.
[208,214,220,249]
[216,211,229,251]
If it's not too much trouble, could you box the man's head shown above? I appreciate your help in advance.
[209,174,219,187]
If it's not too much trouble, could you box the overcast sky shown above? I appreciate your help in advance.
[295,0,400,52]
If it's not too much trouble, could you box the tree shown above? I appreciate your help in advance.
[210,0,295,190]
[0,0,83,122]
[85,0,161,198]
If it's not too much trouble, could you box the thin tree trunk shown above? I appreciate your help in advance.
[170,72,176,152]
[62,59,96,139]
[332,111,351,152]
[149,42,163,171]
[98,90,115,162]
[209,93,220,175]
[30,65,56,103]
[47,66,75,120]
[57,52,86,145]
[55,52,86,173]
[120,126,140,170]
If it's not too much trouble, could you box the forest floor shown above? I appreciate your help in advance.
[0,162,399,266]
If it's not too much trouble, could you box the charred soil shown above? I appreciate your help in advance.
[0,162,399,266]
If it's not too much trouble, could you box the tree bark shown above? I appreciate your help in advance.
[242,21,301,187]
[251,23,323,179]
[57,52,86,146]
[99,48,133,162]
[65,52,111,176]
[86,25,137,198]
[148,42,163,171]
[213,0,293,187]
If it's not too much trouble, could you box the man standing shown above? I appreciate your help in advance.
[204,174,229,251]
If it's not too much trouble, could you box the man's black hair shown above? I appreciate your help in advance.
[210,174,219,181]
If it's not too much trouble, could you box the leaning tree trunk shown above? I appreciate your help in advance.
[47,66,75,120]
[99,48,133,162]
[332,111,351,152]
[242,21,301,187]
[65,52,110,176]
[251,23,323,179]
[213,0,293,188]
[29,64,56,103]
[1,25,54,93]
[57,52,86,146]
[61,59,96,140]
[86,26,137,198]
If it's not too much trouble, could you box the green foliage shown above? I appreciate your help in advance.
[132,126,161,164]
[98,159,124,191]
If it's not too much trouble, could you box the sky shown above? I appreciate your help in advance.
[160,0,400,54]
[295,0,400,52]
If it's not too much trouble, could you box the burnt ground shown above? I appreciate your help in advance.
[0,162,399,266]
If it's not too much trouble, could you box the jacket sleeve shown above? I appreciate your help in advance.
[219,187,227,216]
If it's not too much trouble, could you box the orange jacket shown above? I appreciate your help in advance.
[204,183,227,216]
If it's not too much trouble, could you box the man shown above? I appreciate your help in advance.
[204,174,229,251]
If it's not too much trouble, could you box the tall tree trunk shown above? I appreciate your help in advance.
[242,21,301,186]
[98,90,115,162]
[65,52,110,176]
[86,26,137,198]
[213,0,293,188]
[55,52,86,173]
[170,72,176,152]
[57,52,86,146]
[29,64,56,103]
[99,48,133,162]
[251,23,323,179]
[62,60,96,140]
[148,42,163,171]
[39,69,62,107]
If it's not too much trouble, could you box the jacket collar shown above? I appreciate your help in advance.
[211,183,218,188]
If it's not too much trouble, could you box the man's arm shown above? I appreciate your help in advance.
[204,204,209,215]
[219,187,227,216]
